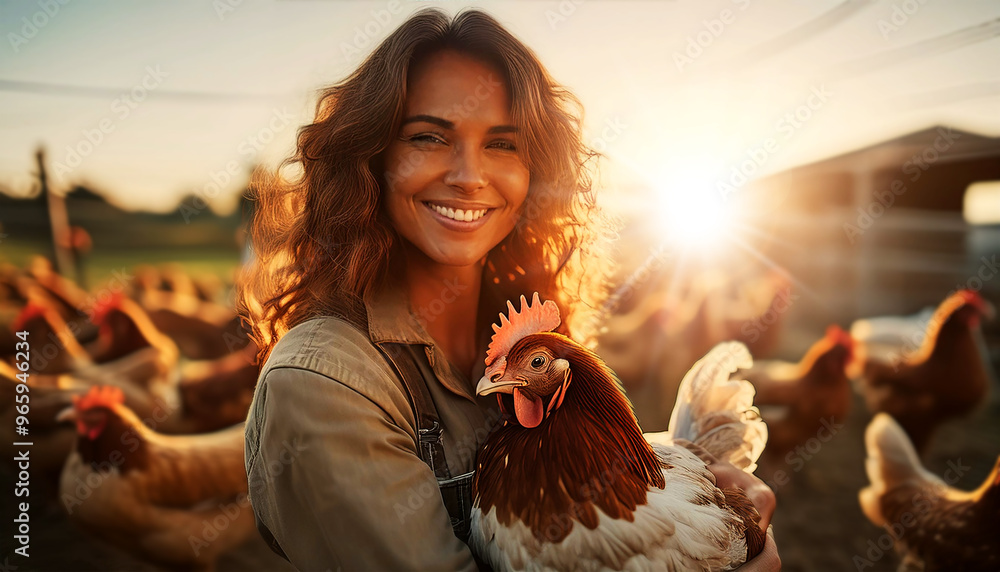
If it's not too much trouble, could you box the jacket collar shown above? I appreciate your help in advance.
[365,278,489,403]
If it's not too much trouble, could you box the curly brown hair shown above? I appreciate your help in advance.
[238,7,618,364]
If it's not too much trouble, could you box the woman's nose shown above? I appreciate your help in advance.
[443,144,488,193]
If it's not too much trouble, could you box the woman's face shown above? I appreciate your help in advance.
[382,49,530,268]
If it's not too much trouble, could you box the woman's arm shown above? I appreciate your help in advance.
[245,366,479,571]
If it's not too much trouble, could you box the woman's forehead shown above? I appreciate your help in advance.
[404,50,512,126]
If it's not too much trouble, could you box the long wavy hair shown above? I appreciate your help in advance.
[238,7,618,364]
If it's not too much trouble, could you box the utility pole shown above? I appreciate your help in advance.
[38,148,74,279]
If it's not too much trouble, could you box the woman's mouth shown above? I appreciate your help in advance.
[422,201,495,232]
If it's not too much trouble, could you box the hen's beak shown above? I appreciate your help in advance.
[476,375,525,396]
[55,406,76,423]
[983,299,997,321]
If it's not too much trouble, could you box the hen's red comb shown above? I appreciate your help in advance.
[485,292,561,367]
[11,302,49,333]
[953,289,985,311]
[825,324,855,359]
[73,385,125,412]
[931,289,987,322]
[91,291,126,325]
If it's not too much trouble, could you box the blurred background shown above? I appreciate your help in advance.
[1,1,999,570]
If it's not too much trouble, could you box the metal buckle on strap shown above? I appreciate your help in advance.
[418,419,442,442]
[436,470,474,487]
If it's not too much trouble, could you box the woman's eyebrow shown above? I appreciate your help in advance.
[401,114,518,134]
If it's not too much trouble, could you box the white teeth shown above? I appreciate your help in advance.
[428,203,487,222]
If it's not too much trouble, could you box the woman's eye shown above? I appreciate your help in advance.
[409,134,446,145]
[531,356,545,368]
[490,139,517,152]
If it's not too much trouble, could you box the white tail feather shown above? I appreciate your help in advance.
[666,342,767,473]
[859,413,941,525]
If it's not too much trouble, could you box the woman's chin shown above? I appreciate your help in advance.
[414,240,491,268]
[429,249,489,268]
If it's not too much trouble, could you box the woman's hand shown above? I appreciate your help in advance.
[705,460,780,571]
[705,459,776,530]
[708,461,781,572]
[736,526,779,571]
[674,439,780,571]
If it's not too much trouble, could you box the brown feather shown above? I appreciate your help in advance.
[721,487,765,561]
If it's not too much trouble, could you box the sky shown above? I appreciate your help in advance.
[0,0,998,214]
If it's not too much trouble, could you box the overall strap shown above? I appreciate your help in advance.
[374,341,481,553]
[375,342,452,480]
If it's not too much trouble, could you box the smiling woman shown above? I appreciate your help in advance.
[236,7,776,572]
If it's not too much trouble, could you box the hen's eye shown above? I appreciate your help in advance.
[531,356,545,369]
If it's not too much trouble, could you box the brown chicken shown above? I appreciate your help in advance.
[740,325,855,455]
[133,286,251,360]
[11,298,94,374]
[471,294,768,570]
[86,291,179,366]
[57,385,253,570]
[172,344,260,433]
[26,256,91,321]
[859,413,1000,571]
[855,290,995,452]
[0,361,81,478]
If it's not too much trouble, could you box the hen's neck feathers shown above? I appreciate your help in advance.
[77,405,152,474]
[474,333,666,542]
[801,339,850,381]
[912,301,978,364]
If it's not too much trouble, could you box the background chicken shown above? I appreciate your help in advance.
[57,385,254,571]
[854,289,996,453]
[850,306,936,355]
[471,293,768,571]
[11,298,94,374]
[173,343,260,433]
[859,412,1000,571]
[10,284,254,434]
[739,325,855,455]
[131,272,252,360]
[0,360,81,478]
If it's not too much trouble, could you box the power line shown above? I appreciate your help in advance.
[0,78,292,102]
